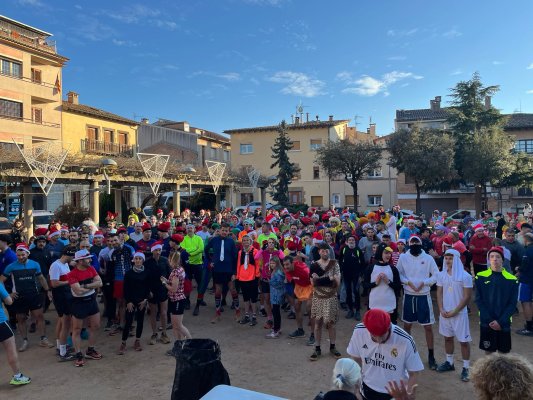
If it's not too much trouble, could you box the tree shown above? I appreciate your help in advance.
[315,139,382,212]
[494,152,533,189]
[270,120,299,205]
[387,127,457,214]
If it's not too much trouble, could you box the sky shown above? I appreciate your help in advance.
[3,0,533,136]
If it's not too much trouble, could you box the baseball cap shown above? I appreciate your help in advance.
[363,309,391,337]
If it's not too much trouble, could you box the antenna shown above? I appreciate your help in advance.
[296,101,309,121]
[369,116,373,125]
[353,115,362,128]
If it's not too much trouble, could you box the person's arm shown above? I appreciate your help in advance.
[449,286,472,317]
[0,284,12,305]
[436,284,444,316]
[406,371,419,397]
[164,273,178,294]
[70,282,90,296]
[84,273,103,289]
[389,266,401,292]
[123,272,134,305]
[423,258,439,287]
[363,264,377,290]
[202,237,212,258]
[396,256,408,285]
[497,279,519,328]
[37,273,50,291]
[474,276,495,320]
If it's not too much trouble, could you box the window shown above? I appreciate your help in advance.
[290,140,301,151]
[311,196,324,207]
[0,99,23,119]
[1,58,22,78]
[368,167,382,178]
[515,140,533,154]
[70,191,81,208]
[313,166,320,179]
[310,139,322,150]
[223,150,230,161]
[32,107,42,124]
[518,187,533,197]
[368,195,382,206]
[31,68,42,84]
[210,147,218,159]
[104,129,114,143]
[87,126,98,141]
[118,132,128,145]
[293,163,301,180]
[289,191,303,204]
[240,144,253,154]
[241,193,253,205]
[332,194,340,205]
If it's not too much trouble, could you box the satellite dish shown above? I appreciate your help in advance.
[297,105,304,113]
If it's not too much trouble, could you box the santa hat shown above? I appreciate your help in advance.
[117,226,127,234]
[473,224,485,232]
[265,214,276,223]
[175,226,186,233]
[133,251,145,261]
[408,235,422,244]
[94,230,104,238]
[16,243,30,253]
[321,214,330,222]
[157,222,170,232]
[151,241,163,252]
[60,225,69,233]
[168,210,174,214]
[34,228,48,237]
[171,234,184,244]
[301,217,312,226]
[156,209,163,214]
[48,227,60,238]
[106,211,118,222]
[281,208,289,215]
[142,223,152,232]
[312,232,323,243]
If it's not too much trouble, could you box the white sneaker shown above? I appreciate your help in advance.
[265,330,280,339]
[19,339,29,352]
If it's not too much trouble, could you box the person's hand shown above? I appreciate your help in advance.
[231,274,236,281]
[311,273,319,280]
[469,245,476,250]
[138,300,146,310]
[47,291,53,301]
[416,283,424,292]
[126,302,134,312]
[407,281,417,292]
[440,309,448,318]
[11,291,18,300]
[375,275,382,284]
[489,320,502,331]
[386,380,418,400]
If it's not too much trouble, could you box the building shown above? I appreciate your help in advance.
[394,95,533,215]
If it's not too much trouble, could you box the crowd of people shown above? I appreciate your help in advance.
[0,203,532,399]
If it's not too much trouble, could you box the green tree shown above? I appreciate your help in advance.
[270,120,299,205]
[387,127,457,214]
[494,152,533,189]
[315,139,382,212]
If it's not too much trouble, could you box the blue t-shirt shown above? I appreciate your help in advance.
[3,259,42,297]
[0,248,17,275]
[0,282,9,324]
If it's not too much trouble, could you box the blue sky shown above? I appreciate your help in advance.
[4,0,533,135]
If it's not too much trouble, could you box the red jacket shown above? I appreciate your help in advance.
[468,234,493,264]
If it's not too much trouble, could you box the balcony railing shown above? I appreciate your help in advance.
[81,139,134,157]
[0,70,58,88]
[0,113,60,128]
[0,21,57,54]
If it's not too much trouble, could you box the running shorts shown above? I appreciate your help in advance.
[169,299,186,316]
[260,279,270,294]
[12,293,42,314]
[402,293,435,325]
[439,312,472,342]
[0,321,14,342]
[71,294,99,320]
[113,280,124,299]
[213,272,233,285]
[479,326,511,353]
[519,283,533,302]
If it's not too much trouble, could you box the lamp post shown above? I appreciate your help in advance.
[181,165,196,210]
[100,158,117,195]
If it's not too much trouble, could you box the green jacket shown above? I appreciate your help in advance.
[181,234,204,265]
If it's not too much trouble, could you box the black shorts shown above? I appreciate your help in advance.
[479,326,512,353]
[12,293,42,314]
[260,279,270,294]
[213,272,233,285]
[361,381,392,400]
[71,294,100,320]
[149,290,168,304]
[0,321,14,342]
[240,279,258,303]
[52,289,72,317]
[169,299,186,315]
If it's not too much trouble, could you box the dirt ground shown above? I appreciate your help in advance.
[1,292,532,400]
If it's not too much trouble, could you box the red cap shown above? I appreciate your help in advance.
[322,214,330,221]
[94,230,104,238]
[175,226,185,233]
[158,222,170,232]
[488,246,504,258]
[34,227,48,236]
[363,309,391,337]
[117,226,127,234]
[142,223,152,232]
[157,209,163,214]
[171,234,184,244]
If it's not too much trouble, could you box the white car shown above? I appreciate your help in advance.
[234,201,274,215]
[32,210,55,229]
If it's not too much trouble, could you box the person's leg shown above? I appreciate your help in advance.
[311,319,323,359]
[353,272,361,318]
[149,302,158,334]
[295,301,303,330]
[344,274,354,315]
[522,301,533,331]
[159,300,168,332]
[86,313,100,349]
[264,293,272,322]
[229,280,240,319]
[122,308,134,343]
[196,265,207,302]
[443,336,455,366]
[272,303,281,332]
[136,307,146,339]
[175,314,192,339]
[30,308,46,338]
[214,283,223,313]
[59,316,71,356]
[403,322,412,334]
[327,322,336,346]
[16,313,28,341]
[71,317,83,354]
[460,341,470,367]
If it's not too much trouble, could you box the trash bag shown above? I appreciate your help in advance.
[170,338,231,400]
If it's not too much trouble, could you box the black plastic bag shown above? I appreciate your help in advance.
[170,338,231,400]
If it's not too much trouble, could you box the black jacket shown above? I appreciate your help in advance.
[338,246,366,275]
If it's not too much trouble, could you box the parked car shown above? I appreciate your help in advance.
[447,209,474,223]
[32,210,55,230]
[0,217,11,235]
[234,202,274,215]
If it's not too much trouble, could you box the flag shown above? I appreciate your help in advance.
[54,73,61,92]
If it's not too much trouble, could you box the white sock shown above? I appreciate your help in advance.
[446,354,454,365]
[60,344,67,357]
[56,339,60,349]
[463,360,470,369]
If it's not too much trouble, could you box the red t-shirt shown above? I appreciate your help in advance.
[67,266,98,297]
[285,261,311,287]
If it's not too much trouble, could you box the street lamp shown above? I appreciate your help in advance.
[181,165,197,208]
[101,158,117,195]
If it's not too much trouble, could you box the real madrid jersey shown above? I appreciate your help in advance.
[347,323,424,394]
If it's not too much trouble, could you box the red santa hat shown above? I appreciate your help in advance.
[156,209,163,214]
[60,225,69,232]
[473,224,484,232]
[265,214,276,223]
[48,227,60,238]
[16,243,30,253]
[170,234,184,244]
[312,232,323,242]
[157,222,170,232]
[94,230,104,238]
[117,226,127,234]
[34,227,48,237]
[301,217,312,226]
[321,213,330,222]
[142,223,152,232]
[151,241,163,252]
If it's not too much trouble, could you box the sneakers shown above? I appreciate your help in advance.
[249,316,257,327]
[239,315,251,325]
[266,330,281,339]
[10,373,31,385]
[134,339,142,351]
[259,308,267,317]
[40,337,54,348]
[109,325,122,336]
[330,347,342,359]
[516,328,533,336]
[149,333,158,345]
[234,309,241,322]
[118,342,127,355]
[85,348,103,360]
[160,332,171,344]
[437,361,455,372]
[264,320,273,329]
[75,353,85,367]
[211,311,221,324]
[58,353,75,362]
[428,356,438,371]
[306,334,316,346]
[461,367,470,382]
[345,310,354,319]
[309,348,321,361]
[192,304,200,316]
[18,339,29,352]
[354,310,362,321]
[104,320,113,331]
[287,311,296,319]
[288,328,305,339]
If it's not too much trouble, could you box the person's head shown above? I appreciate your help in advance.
[16,244,30,263]
[73,249,92,268]
[69,230,79,244]
[330,358,361,395]
[443,252,454,269]
[408,236,423,256]
[132,252,145,267]
[381,246,393,263]
[371,242,379,254]
[219,222,230,238]
[269,256,282,272]
[475,226,486,238]
[363,309,391,343]
[318,242,330,260]
[448,231,460,243]
[324,231,334,244]
[186,224,195,237]
[0,234,12,250]
[267,238,277,250]
[282,256,294,272]
[35,236,47,249]
[407,219,415,229]
[505,229,516,243]
[13,219,22,229]
[262,222,272,234]
[289,223,298,236]
[471,353,533,400]
[150,215,157,225]
[524,233,533,246]
[488,247,504,270]
[341,221,349,232]
[169,251,181,270]
[79,240,91,251]
[240,235,251,249]
[109,234,120,248]
[366,228,375,239]
[381,234,391,246]
[80,232,89,242]
[61,245,76,262]
[522,223,533,234]
[307,223,316,233]
[303,232,313,245]
[397,239,406,252]
[134,222,143,234]
[346,236,356,249]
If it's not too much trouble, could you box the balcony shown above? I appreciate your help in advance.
[81,139,134,158]
[0,113,61,141]
[0,21,57,54]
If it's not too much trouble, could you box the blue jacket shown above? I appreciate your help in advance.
[475,268,518,331]
[204,236,237,274]
[519,244,533,285]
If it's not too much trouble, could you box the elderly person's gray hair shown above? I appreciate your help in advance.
[331,358,361,392]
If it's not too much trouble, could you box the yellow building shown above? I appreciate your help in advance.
[0,14,68,147]
[225,117,350,207]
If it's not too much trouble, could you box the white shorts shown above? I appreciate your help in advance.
[439,312,472,342]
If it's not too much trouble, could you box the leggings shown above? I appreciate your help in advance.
[344,272,361,311]
[272,304,281,332]
[122,306,146,341]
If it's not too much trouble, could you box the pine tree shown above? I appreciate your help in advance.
[270,120,299,205]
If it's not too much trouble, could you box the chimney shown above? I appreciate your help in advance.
[485,96,491,110]
[366,123,376,136]
[329,115,334,121]
[430,96,441,111]
[295,116,300,124]
[67,91,79,105]
[141,118,149,124]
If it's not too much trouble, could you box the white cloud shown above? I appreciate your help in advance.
[450,69,463,76]
[442,28,462,38]
[250,77,260,85]
[76,15,116,41]
[268,71,326,97]
[387,28,418,37]
[242,0,287,6]
[107,4,177,30]
[339,70,423,97]
[528,63,533,70]
[17,0,43,6]
[492,61,504,65]
[527,90,533,94]
[217,72,241,82]
[388,56,406,61]
[112,39,138,47]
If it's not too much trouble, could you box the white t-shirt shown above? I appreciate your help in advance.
[347,324,424,394]
[436,269,473,314]
[197,231,211,241]
[369,264,396,313]
[49,260,70,282]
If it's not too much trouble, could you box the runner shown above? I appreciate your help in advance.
[236,235,260,326]
[396,235,439,370]
[181,224,205,315]
[118,252,150,354]
[435,249,473,382]
[309,242,342,361]
[266,256,285,338]
[339,236,366,321]
[516,233,533,336]
[49,246,76,361]
[347,309,424,400]
[67,249,103,367]
[0,243,54,351]
[285,255,313,343]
